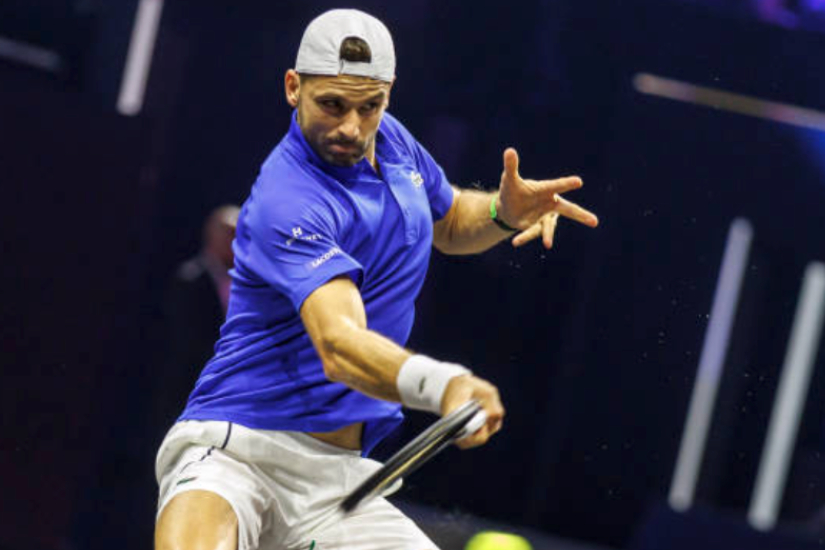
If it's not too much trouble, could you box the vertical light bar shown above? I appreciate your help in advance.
[117,0,165,116]
[748,262,825,531]
[669,218,753,511]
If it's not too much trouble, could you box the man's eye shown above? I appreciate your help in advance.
[321,100,340,110]
[360,102,379,113]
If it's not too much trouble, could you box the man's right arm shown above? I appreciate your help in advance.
[300,275,505,448]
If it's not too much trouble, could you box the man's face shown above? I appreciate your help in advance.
[287,71,392,167]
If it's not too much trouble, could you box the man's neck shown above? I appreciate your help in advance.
[368,153,382,178]
[365,142,378,170]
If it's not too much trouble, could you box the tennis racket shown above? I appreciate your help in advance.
[341,399,487,512]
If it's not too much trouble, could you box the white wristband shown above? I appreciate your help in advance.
[396,355,471,414]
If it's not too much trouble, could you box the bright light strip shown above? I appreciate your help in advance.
[634,73,825,132]
[117,0,165,116]
[669,218,753,511]
[0,35,62,73]
[748,262,825,531]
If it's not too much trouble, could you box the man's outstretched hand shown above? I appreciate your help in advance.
[496,147,599,249]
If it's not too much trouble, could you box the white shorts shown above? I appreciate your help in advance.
[155,420,437,550]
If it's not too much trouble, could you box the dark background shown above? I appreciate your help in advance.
[2,1,825,549]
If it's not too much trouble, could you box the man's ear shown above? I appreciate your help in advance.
[285,69,300,108]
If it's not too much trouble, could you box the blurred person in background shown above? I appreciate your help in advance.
[154,204,240,436]
[154,9,597,550]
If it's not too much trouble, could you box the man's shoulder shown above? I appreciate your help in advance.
[259,143,321,186]
[252,146,329,207]
[244,163,338,234]
[380,111,418,146]
[380,112,436,167]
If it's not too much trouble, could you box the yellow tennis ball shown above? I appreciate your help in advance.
[465,531,533,550]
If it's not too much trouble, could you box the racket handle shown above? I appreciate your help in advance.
[456,409,488,440]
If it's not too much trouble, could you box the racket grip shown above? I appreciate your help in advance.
[456,409,488,440]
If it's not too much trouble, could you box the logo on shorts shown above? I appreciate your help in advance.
[176,476,198,486]
[410,171,424,188]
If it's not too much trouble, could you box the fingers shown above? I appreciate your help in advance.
[441,376,505,433]
[454,378,505,449]
[542,212,559,248]
[512,213,559,248]
[456,425,490,450]
[555,195,599,227]
[457,412,503,449]
[502,148,520,181]
[512,223,541,248]
[531,176,597,227]
[536,175,583,196]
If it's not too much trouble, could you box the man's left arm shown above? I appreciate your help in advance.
[432,148,599,255]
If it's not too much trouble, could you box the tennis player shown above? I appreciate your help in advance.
[155,8,598,550]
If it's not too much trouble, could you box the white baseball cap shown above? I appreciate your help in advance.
[295,9,395,83]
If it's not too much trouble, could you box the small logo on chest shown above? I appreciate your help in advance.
[409,171,424,188]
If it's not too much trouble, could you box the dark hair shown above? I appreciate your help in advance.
[339,36,371,63]
[298,37,372,83]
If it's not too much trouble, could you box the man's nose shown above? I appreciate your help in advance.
[338,111,361,141]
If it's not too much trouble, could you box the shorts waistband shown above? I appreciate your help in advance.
[272,430,362,457]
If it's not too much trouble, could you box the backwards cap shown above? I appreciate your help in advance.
[295,9,395,83]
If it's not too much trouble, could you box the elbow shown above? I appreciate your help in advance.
[316,329,348,382]
[322,360,344,383]
[432,224,461,255]
[433,239,475,256]
[432,238,452,255]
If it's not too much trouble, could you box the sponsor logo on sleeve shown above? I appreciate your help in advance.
[286,226,322,246]
[310,247,342,268]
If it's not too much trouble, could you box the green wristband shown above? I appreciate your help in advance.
[490,193,517,232]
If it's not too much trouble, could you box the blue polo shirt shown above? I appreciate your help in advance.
[179,112,454,456]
